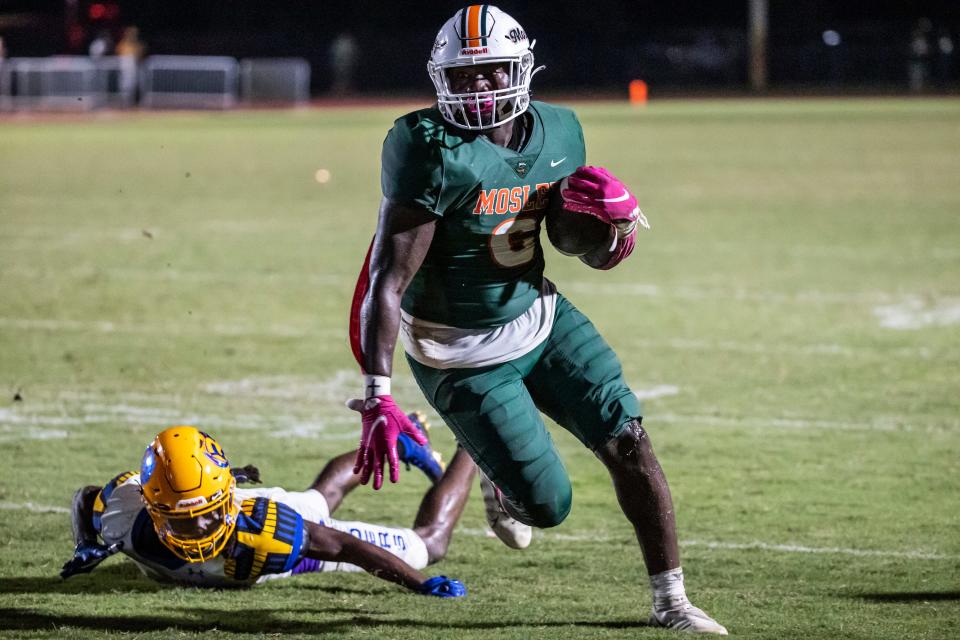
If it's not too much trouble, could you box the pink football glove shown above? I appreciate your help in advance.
[347,396,428,490]
[560,166,649,236]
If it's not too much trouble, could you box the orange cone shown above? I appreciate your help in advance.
[629,79,648,106]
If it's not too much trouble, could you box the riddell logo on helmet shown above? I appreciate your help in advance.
[461,47,489,55]
[176,496,207,509]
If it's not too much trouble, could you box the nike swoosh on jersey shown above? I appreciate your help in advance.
[599,189,630,203]
[550,157,567,167]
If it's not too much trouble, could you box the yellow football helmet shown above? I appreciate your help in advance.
[140,425,239,563]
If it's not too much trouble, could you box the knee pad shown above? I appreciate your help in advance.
[503,473,573,529]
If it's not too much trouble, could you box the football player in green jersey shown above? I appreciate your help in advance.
[347,5,727,634]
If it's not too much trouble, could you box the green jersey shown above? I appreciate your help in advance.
[381,101,586,328]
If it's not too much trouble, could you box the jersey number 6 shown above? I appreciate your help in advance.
[488,212,540,268]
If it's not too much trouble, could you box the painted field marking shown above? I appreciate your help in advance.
[2,393,954,438]
[1,315,946,363]
[0,501,69,514]
[0,407,358,438]
[873,297,960,330]
[201,371,357,401]
[2,265,344,286]
[0,399,362,440]
[0,504,949,562]
[561,281,905,305]
[0,317,340,339]
[634,385,680,400]
[680,539,956,561]
[631,337,941,361]
[6,262,953,309]
[651,412,959,434]
[0,419,70,440]
[456,528,957,560]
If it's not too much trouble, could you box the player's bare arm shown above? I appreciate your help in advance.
[360,198,437,377]
[303,521,428,591]
[347,198,438,489]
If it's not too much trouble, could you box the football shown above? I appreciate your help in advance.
[545,179,613,257]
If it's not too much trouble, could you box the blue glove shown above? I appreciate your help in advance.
[60,541,123,579]
[418,575,467,598]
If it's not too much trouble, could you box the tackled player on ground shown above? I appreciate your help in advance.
[61,417,473,597]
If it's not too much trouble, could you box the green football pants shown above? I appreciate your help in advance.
[407,293,641,528]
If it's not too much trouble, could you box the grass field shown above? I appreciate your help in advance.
[1,98,958,639]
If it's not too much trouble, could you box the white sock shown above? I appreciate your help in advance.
[649,567,689,612]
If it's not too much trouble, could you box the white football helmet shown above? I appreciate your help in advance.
[427,5,543,130]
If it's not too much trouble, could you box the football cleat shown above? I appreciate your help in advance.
[397,411,445,484]
[479,471,532,550]
[650,600,728,635]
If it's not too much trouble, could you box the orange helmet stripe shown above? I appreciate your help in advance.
[467,5,482,47]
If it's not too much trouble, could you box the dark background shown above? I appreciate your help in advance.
[2,1,958,95]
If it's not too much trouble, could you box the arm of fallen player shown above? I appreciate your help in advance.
[303,521,465,596]
[61,486,123,579]
[70,485,102,548]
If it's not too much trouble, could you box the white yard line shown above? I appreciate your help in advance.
[632,337,940,360]
[680,539,956,561]
[0,422,69,441]
[1,265,344,286]
[4,262,947,306]
[3,394,953,437]
[0,504,949,561]
[456,528,956,560]
[201,371,358,402]
[651,412,957,434]
[0,501,69,514]
[1,315,946,361]
[0,403,361,439]
[561,281,906,305]
[0,317,339,339]
[634,385,681,400]
[873,297,960,330]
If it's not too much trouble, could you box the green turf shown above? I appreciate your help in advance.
[1,98,958,639]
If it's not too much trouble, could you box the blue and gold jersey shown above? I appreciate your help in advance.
[92,470,137,534]
[96,472,310,587]
[225,497,307,581]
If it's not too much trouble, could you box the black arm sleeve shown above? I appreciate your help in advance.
[70,486,101,547]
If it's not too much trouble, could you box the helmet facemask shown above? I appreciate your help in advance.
[428,52,538,130]
[145,478,238,563]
